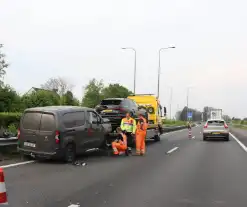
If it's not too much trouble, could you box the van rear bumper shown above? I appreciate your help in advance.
[18,147,63,159]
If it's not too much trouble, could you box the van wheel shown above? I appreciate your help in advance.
[100,135,111,149]
[64,144,76,163]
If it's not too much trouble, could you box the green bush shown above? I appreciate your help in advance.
[8,123,18,134]
[0,112,22,128]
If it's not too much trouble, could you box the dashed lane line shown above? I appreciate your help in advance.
[167,147,179,154]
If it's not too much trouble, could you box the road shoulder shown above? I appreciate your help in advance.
[230,127,247,147]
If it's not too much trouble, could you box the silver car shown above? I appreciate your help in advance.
[203,119,229,141]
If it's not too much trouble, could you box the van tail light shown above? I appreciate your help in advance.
[224,123,228,129]
[204,123,208,128]
[55,131,60,144]
[17,129,20,139]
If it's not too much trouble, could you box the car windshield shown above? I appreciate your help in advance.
[208,120,225,126]
[100,100,122,105]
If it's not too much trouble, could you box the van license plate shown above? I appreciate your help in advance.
[212,132,220,135]
[24,142,36,148]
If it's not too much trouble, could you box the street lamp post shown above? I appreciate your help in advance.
[157,46,175,99]
[169,87,173,119]
[122,47,136,94]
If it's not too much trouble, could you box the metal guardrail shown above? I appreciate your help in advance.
[0,137,18,147]
[163,125,187,132]
[0,126,189,147]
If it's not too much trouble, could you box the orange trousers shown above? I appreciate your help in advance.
[136,132,146,155]
[112,142,127,155]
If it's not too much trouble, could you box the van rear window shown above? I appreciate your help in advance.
[22,112,42,130]
[40,114,55,131]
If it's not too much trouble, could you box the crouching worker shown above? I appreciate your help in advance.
[112,127,129,156]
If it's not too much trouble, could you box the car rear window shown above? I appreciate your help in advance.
[40,113,55,131]
[100,100,122,105]
[208,120,225,126]
[22,112,42,130]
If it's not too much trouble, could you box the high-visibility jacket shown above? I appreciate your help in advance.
[136,117,148,135]
[120,117,136,133]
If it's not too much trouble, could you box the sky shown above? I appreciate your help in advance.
[0,0,247,118]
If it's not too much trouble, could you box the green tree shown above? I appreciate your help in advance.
[101,83,132,98]
[82,79,104,108]
[0,44,9,87]
[61,91,80,106]
[0,85,22,112]
[22,90,60,108]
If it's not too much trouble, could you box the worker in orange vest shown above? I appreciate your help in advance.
[112,127,128,155]
[136,112,148,155]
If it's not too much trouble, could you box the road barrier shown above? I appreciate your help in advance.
[0,126,189,147]
[0,137,18,147]
[163,125,187,132]
[188,129,192,138]
[0,168,8,205]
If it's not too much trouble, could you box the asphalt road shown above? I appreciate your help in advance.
[3,126,247,207]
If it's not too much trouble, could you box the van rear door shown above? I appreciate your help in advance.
[38,113,57,152]
[20,112,42,151]
[20,112,56,152]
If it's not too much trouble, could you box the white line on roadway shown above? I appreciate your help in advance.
[230,132,247,152]
[167,147,179,154]
[0,160,35,169]
[192,136,195,139]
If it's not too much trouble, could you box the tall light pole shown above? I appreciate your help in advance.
[122,47,137,94]
[168,86,173,120]
[157,46,175,99]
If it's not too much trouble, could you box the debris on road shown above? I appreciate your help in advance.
[72,160,87,166]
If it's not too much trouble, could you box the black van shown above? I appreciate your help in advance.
[18,106,111,162]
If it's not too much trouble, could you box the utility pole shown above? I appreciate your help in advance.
[169,87,173,119]
[157,46,175,98]
[122,47,137,94]
[186,88,189,121]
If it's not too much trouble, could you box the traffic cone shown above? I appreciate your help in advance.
[0,168,8,205]
[188,129,192,139]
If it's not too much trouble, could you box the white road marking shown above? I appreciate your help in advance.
[192,136,195,139]
[230,133,247,152]
[167,147,179,154]
[68,204,80,207]
[0,160,35,169]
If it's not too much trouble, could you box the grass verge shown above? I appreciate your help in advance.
[163,119,187,127]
